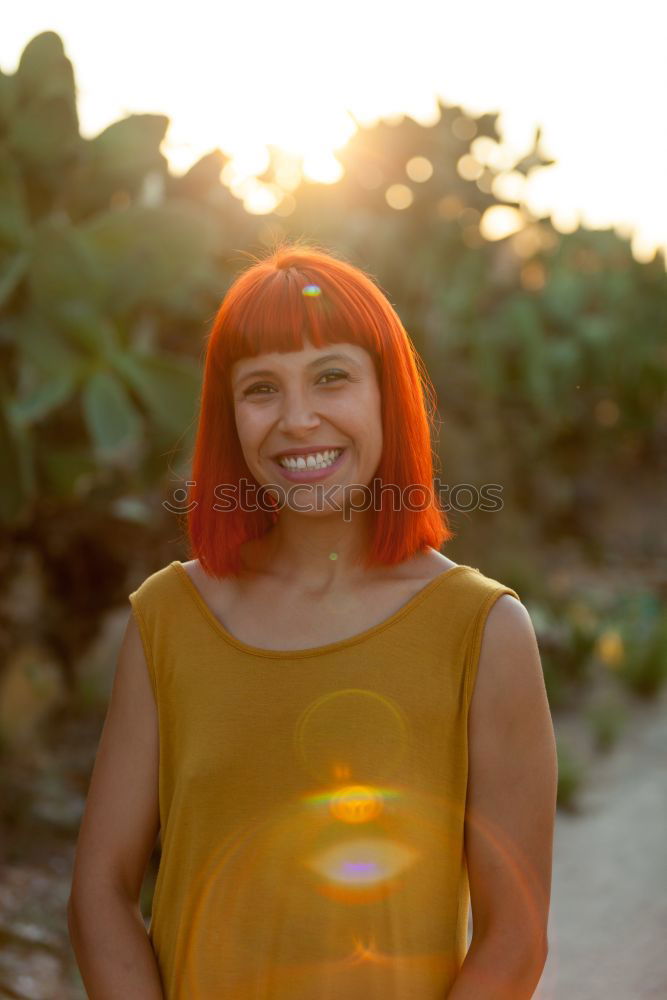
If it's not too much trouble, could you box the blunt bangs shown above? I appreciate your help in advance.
[209,252,385,386]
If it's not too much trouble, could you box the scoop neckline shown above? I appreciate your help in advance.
[170,559,476,659]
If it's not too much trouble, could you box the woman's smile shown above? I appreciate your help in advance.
[270,446,349,483]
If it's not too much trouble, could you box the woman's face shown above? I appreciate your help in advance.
[231,340,383,515]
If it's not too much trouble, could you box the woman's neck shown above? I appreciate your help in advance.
[239,513,375,591]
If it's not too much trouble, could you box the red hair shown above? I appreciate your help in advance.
[186,239,455,577]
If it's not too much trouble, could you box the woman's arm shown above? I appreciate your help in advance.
[68,611,164,998]
[448,594,558,998]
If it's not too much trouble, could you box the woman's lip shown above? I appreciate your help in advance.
[271,447,347,482]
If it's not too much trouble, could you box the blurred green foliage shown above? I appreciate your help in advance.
[0,33,232,528]
[611,591,667,697]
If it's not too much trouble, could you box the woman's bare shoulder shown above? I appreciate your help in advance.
[410,547,459,581]
[179,558,236,606]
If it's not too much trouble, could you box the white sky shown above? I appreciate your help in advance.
[3,0,667,261]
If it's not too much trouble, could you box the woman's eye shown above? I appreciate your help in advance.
[319,369,348,384]
[243,370,348,395]
[243,384,273,395]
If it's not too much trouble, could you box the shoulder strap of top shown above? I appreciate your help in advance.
[128,561,183,701]
[457,569,521,713]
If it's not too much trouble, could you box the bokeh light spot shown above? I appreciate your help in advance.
[456,154,484,182]
[385,184,413,210]
[406,156,433,182]
[492,170,527,203]
[480,204,524,241]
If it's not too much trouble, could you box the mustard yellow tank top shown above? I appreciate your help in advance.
[128,560,520,1000]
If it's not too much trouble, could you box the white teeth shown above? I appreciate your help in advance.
[278,448,343,470]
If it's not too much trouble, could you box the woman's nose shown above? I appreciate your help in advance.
[277,387,321,433]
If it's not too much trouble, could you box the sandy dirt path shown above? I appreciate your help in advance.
[535,686,667,999]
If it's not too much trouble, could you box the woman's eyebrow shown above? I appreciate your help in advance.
[235,352,357,384]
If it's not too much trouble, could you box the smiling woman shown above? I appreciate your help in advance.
[68,239,556,1000]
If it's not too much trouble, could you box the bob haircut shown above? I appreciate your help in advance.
[186,239,455,577]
